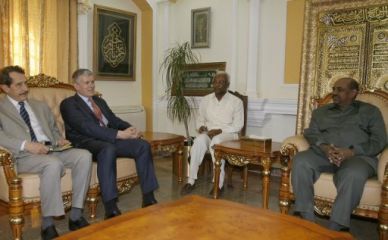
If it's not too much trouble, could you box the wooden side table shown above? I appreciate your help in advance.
[213,139,281,208]
[143,132,186,182]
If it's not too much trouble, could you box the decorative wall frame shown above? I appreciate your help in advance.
[191,7,211,48]
[180,62,226,96]
[93,5,136,81]
[297,0,388,134]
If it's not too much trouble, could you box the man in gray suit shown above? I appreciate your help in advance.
[0,66,92,240]
[292,77,386,231]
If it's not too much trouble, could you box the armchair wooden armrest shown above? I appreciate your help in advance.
[378,148,388,183]
[0,148,24,240]
[280,135,309,168]
[278,135,309,213]
[0,148,17,184]
[380,157,388,239]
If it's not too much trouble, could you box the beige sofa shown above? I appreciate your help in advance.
[0,74,138,240]
[279,90,388,240]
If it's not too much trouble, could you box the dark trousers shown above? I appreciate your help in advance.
[80,138,159,202]
[291,148,375,227]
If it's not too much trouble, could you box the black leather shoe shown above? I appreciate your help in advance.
[328,221,349,232]
[69,216,90,231]
[142,199,158,208]
[41,225,59,240]
[180,183,196,195]
[104,209,122,220]
[209,186,224,196]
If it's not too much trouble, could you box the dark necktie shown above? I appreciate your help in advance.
[18,101,37,142]
[89,97,106,127]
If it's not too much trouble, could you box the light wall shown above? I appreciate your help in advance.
[257,0,297,99]
[78,0,143,107]
[284,0,305,84]
[78,0,304,142]
[153,0,249,137]
[152,0,300,142]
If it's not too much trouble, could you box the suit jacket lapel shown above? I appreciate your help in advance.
[74,94,99,120]
[0,97,26,128]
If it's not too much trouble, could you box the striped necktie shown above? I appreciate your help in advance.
[18,101,37,142]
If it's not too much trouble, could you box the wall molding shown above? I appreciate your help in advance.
[247,98,297,127]
[154,97,297,128]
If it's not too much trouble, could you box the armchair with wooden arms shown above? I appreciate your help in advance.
[0,74,138,240]
[279,90,388,239]
[198,90,248,187]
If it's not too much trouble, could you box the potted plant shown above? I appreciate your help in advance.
[160,42,199,144]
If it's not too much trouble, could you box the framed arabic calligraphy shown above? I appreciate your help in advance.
[191,8,211,48]
[295,0,388,134]
[180,62,226,96]
[93,5,136,81]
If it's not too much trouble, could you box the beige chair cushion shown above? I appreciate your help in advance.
[0,158,138,202]
[290,173,381,211]
[357,93,388,183]
[0,168,73,202]
[356,93,388,182]
[357,93,388,133]
[27,88,75,135]
[377,148,388,183]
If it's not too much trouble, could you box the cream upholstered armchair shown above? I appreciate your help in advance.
[0,74,138,240]
[279,90,388,239]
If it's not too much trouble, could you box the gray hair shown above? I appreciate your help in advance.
[72,69,93,83]
[214,71,230,86]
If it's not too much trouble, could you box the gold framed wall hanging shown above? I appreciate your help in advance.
[179,62,226,96]
[297,0,388,134]
[191,7,211,48]
[93,5,136,81]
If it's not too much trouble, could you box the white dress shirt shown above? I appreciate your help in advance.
[196,92,244,134]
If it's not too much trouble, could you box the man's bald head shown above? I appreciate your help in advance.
[332,77,359,108]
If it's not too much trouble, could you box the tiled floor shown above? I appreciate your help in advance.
[0,156,378,239]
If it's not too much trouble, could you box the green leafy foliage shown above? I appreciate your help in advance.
[160,42,199,140]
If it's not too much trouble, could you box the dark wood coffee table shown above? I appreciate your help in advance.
[213,140,281,208]
[57,195,352,240]
[143,132,185,182]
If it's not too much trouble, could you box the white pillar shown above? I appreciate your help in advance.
[229,0,238,91]
[246,0,260,98]
[147,0,158,130]
[149,0,171,130]
[77,1,92,68]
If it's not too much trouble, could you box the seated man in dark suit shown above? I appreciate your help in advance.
[0,66,92,240]
[60,69,158,219]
